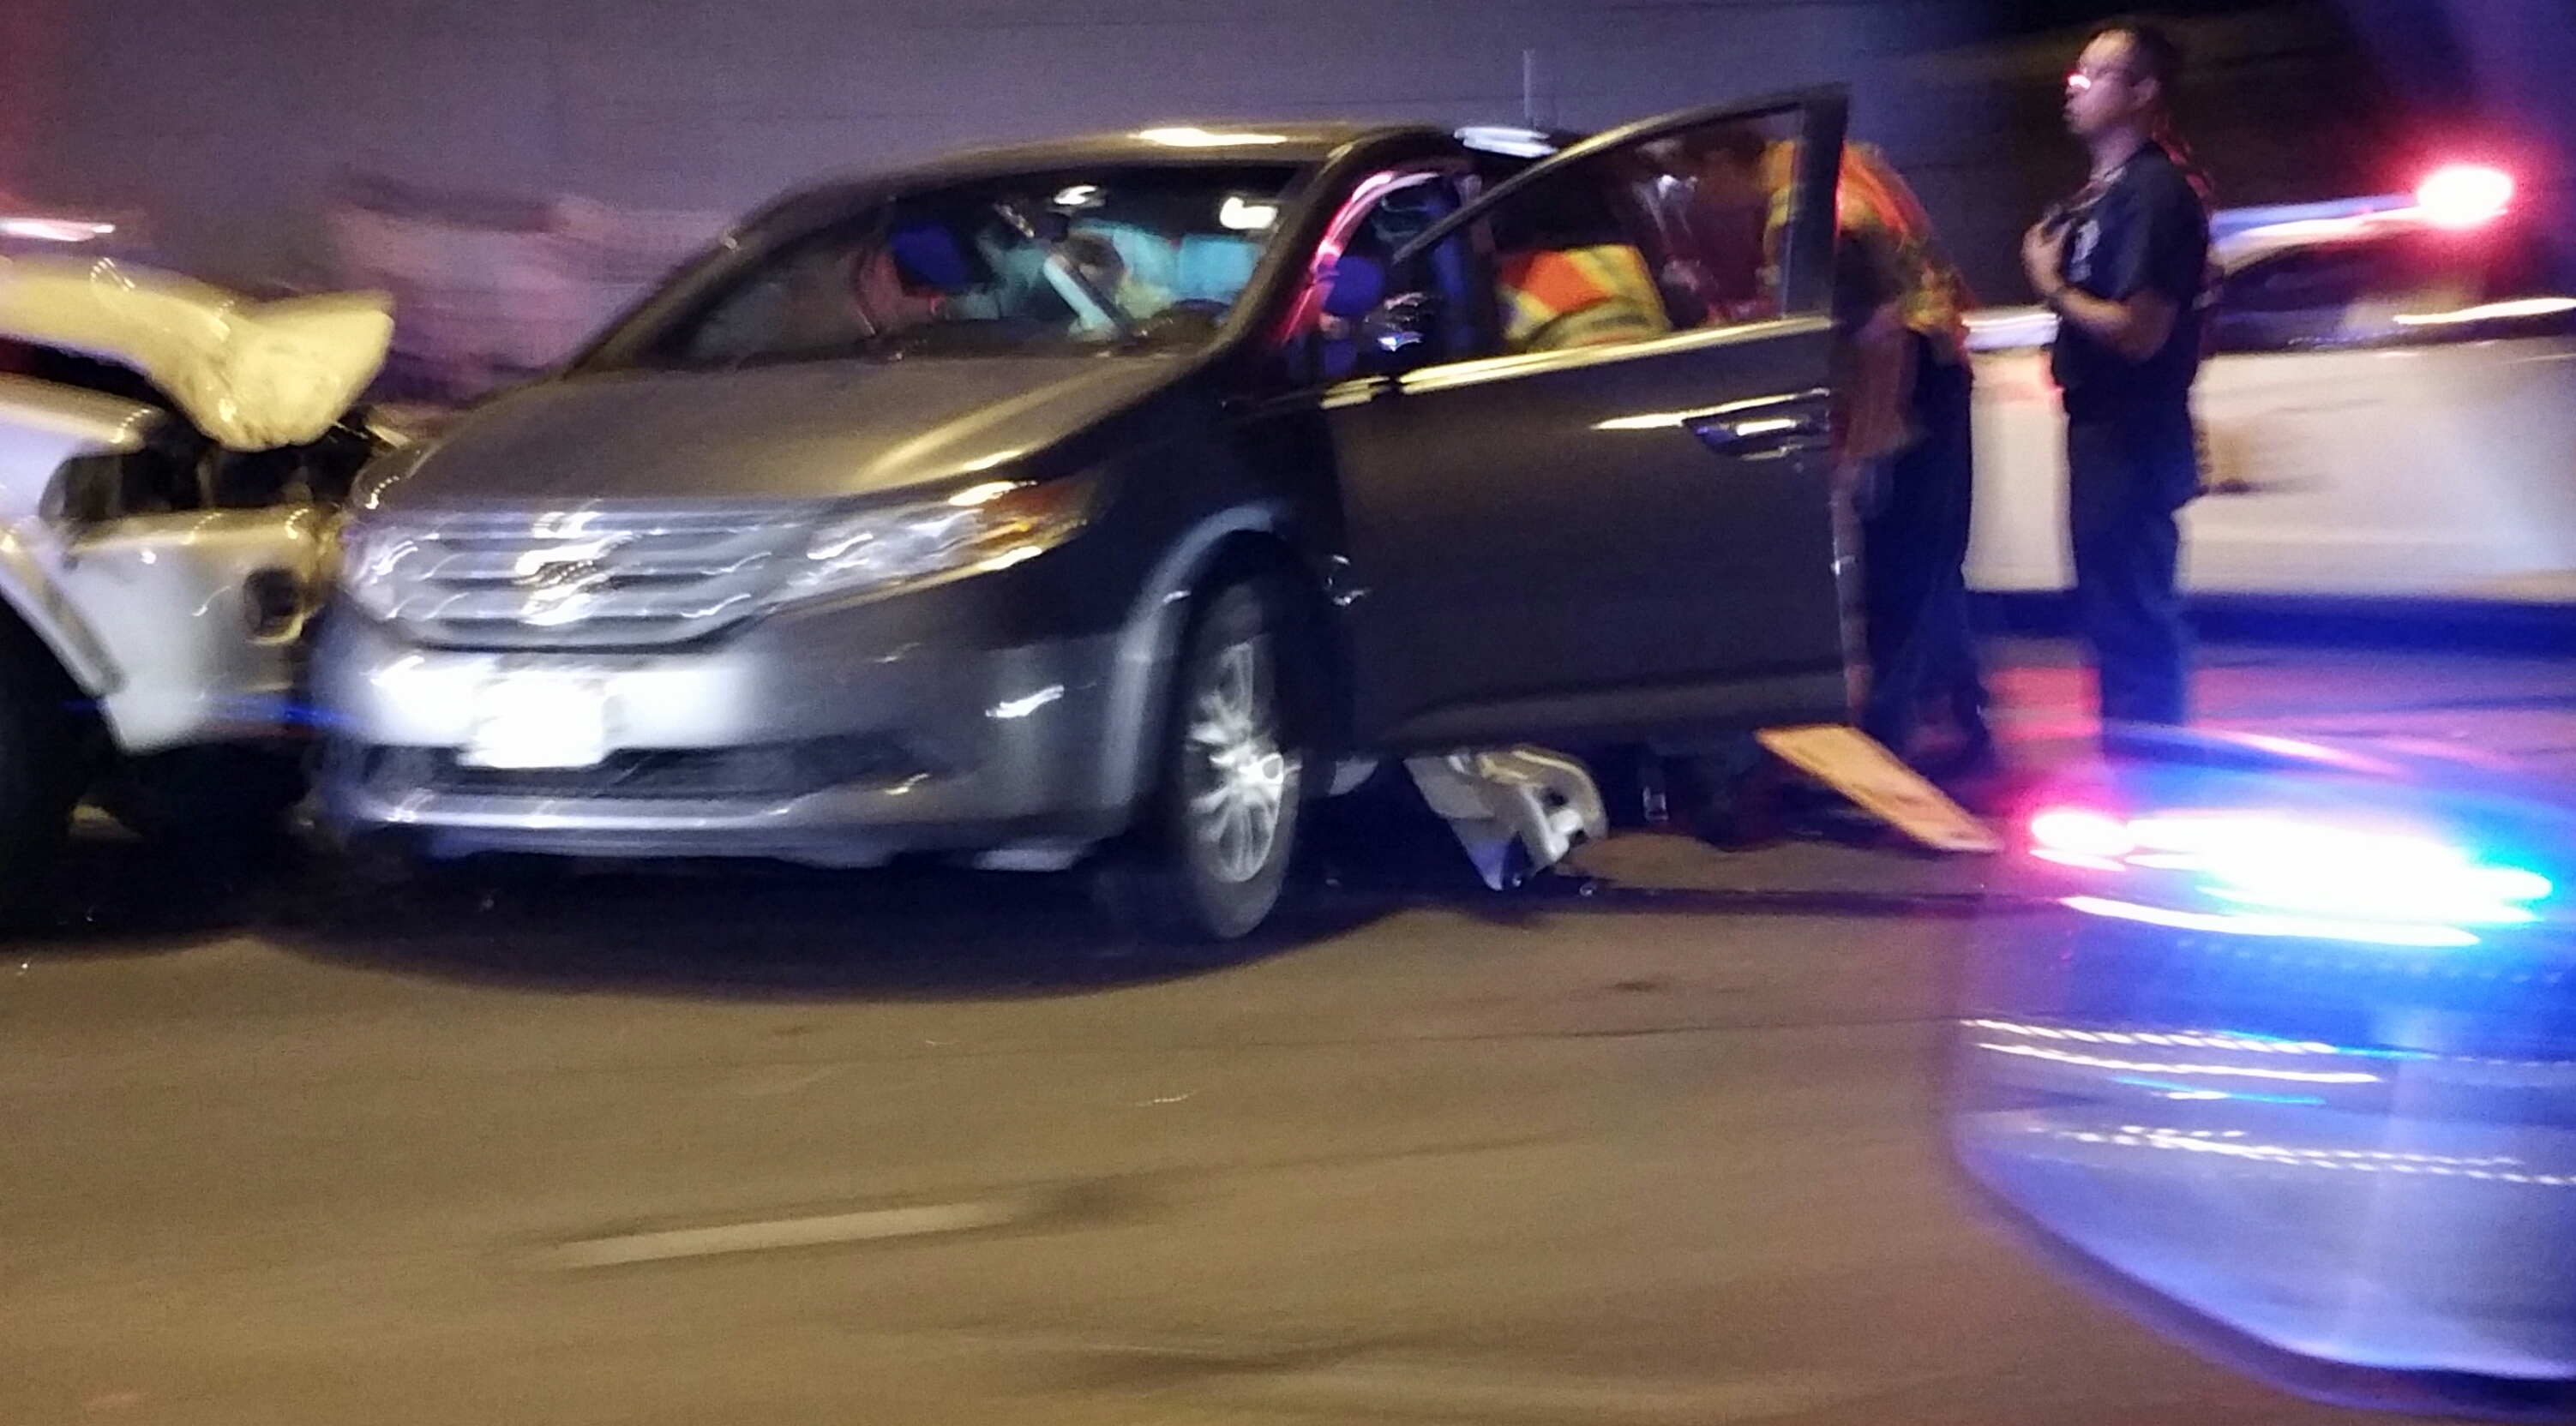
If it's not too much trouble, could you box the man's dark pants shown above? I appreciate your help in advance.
[2066,398,2200,727]
[1860,339,1985,754]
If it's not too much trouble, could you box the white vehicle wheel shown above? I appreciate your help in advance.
[0,642,85,920]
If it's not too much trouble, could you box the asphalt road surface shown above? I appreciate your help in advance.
[6,635,2571,1426]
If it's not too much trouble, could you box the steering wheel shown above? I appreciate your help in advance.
[1134,299,1230,342]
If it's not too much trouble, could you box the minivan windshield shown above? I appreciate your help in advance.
[594,164,1306,371]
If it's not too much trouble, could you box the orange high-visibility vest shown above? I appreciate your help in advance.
[1495,244,1672,351]
[1762,141,1973,357]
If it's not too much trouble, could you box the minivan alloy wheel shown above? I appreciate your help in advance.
[1094,571,1310,944]
[1182,632,1294,884]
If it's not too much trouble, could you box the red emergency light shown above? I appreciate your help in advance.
[2414,164,2513,228]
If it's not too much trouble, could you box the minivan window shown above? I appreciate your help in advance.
[599,165,1306,371]
[1467,107,1813,356]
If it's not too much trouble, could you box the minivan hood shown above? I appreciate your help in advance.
[0,255,393,450]
[377,356,1191,508]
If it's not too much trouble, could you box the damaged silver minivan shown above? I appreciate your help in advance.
[317,95,1864,942]
[0,255,400,903]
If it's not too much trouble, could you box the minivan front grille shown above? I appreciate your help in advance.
[345,506,814,649]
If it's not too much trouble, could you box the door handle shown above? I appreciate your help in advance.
[1687,411,1828,459]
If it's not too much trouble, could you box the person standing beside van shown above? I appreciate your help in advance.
[2022,20,2213,732]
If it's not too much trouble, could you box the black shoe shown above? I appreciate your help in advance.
[1669,748,1784,848]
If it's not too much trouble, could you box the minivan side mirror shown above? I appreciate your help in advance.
[1359,291,1438,369]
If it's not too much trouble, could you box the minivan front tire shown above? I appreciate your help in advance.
[1094,572,1307,943]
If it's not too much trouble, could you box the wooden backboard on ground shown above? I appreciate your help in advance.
[1756,725,2002,854]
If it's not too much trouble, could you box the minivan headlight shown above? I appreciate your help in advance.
[775,478,1091,603]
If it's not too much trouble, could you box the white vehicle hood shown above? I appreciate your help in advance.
[0,256,392,451]
[1964,306,2058,353]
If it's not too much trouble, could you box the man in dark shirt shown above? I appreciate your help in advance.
[2022,21,2212,731]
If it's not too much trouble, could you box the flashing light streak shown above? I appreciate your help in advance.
[2214,195,2420,236]
[2229,217,2381,248]
[2225,730,2375,767]
[0,218,115,243]
[2038,1126,2555,1177]
[2106,1126,2520,1168]
[2127,814,2550,926]
[1973,1038,2381,1084]
[2030,807,2135,860]
[2414,164,2514,228]
[2393,296,2576,327]
[1963,1020,2353,1056]
[1135,127,1288,148]
[2028,806,2551,936]
[1456,126,1557,159]
[2063,894,2483,948]
[2111,1075,2325,1105]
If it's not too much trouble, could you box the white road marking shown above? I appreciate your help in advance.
[939,1333,1880,1424]
[547,1198,1024,1268]
[726,1064,841,1097]
[1225,1363,1871,1423]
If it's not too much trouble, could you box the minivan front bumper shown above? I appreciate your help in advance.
[310,601,1143,867]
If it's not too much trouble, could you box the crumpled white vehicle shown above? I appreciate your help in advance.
[0,254,399,902]
[0,257,392,449]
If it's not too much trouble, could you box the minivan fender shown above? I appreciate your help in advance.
[1092,500,1294,815]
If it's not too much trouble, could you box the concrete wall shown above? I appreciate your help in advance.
[3,0,2000,286]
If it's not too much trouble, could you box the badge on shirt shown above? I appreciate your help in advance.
[2069,217,2101,285]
